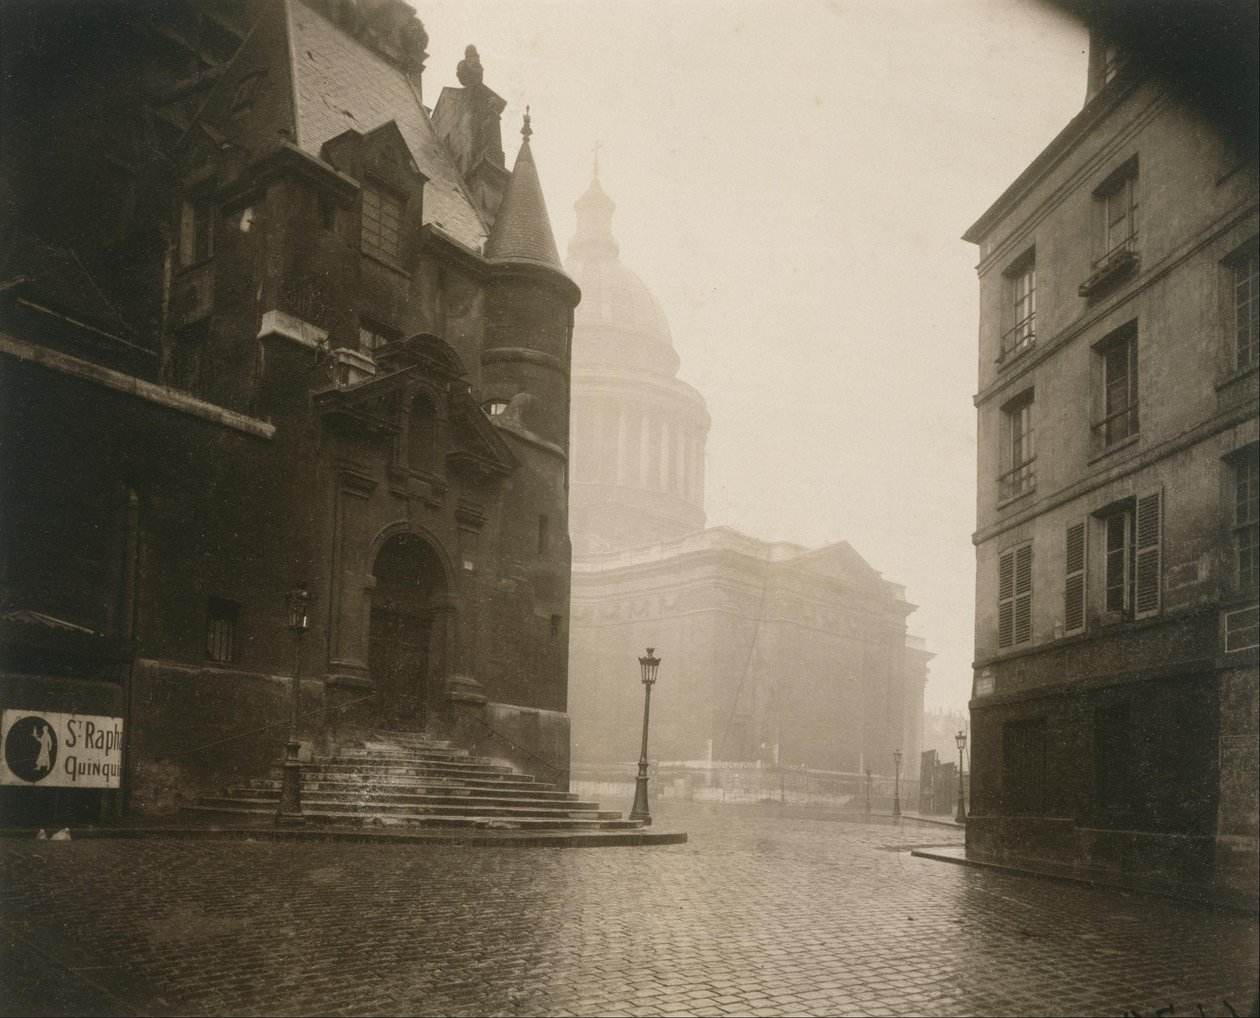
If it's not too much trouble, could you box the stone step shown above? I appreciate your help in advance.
[202,795,623,820]
[317,760,519,776]
[182,804,644,831]
[233,784,596,809]
[345,743,470,761]
[246,778,581,802]
[289,765,555,790]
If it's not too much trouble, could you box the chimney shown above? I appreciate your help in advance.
[322,0,428,100]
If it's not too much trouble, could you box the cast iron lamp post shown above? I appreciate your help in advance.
[276,584,314,826]
[892,748,902,818]
[629,647,660,825]
[955,729,968,825]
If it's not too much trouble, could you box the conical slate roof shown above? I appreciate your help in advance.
[485,113,562,269]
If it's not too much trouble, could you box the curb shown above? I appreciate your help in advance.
[910,846,1258,916]
[0,825,688,849]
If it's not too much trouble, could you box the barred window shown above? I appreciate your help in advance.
[361,186,403,263]
[1095,322,1138,447]
[1233,248,1258,372]
[1000,251,1036,363]
[206,598,239,663]
[1236,448,1259,592]
[999,390,1035,501]
[1097,166,1138,266]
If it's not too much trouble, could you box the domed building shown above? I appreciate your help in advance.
[564,171,709,555]
[565,169,930,783]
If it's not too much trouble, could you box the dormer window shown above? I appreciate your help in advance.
[361,185,403,263]
[483,400,508,417]
[179,196,214,267]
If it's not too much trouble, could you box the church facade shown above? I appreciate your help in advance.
[564,173,928,775]
[0,0,578,822]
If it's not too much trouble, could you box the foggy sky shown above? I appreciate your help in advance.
[412,0,1089,711]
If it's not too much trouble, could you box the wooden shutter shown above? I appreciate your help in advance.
[999,549,1015,648]
[1064,521,1087,634]
[999,544,1033,648]
[1014,544,1033,644]
[1134,490,1162,618]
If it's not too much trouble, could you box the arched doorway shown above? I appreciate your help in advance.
[368,533,447,728]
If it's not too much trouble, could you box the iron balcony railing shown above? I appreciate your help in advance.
[997,313,1036,364]
[998,457,1036,501]
[1092,403,1139,446]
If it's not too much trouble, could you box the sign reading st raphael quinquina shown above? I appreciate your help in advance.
[0,710,123,789]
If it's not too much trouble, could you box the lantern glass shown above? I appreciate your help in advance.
[955,730,967,752]
[287,585,312,633]
[893,748,902,765]
[638,647,661,686]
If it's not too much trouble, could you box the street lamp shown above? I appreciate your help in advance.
[954,729,968,825]
[629,647,660,826]
[892,748,902,818]
[276,583,315,826]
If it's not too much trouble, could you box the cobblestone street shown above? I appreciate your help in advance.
[1,803,1255,1017]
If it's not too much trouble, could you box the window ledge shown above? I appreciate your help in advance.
[1088,432,1140,466]
[361,250,408,278]
[1079,249,1139,301]
[996,340,1036,370]
[996,487,1036,510]
[1215,362,1259,392]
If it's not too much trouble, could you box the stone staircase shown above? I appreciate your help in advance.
[183,729,644,832]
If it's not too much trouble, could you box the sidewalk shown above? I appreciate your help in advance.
[911,843,1259,916]
[0,812,687,848]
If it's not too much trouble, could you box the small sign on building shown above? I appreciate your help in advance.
[0,710,123,789]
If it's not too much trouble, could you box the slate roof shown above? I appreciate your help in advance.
[284,0,486,251]
[485,137,563,270]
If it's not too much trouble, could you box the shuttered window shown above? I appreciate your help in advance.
[1134,490,1162,618]
[1064,521,1087,634]
[999,544,1033,648]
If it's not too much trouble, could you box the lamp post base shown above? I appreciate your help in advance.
[629,772,652,825]
[275,742,305,826]
[955,801,967,826]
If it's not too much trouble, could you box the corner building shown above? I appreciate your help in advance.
[566,172,927,772]
[0,0,578,821]
[964,34,1258,896]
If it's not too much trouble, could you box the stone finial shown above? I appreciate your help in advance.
[457,44,484,88]
[522,106,532,142]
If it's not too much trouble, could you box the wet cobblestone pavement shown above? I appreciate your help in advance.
[1,802,1256,1017]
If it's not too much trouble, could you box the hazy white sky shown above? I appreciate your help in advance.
[413,0,1088,711]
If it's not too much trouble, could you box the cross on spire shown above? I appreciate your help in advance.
[592,141,602,179]
[521,105,532,141]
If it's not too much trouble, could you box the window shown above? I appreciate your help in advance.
[1094,322,1138,447]
[483,400,508,417]
[361,186,403,263]
[1097,491,1161,620]
[1102,506,1135,615]
[998,543,1032,649]
[319,195,337,232]
[1096,164,1138,266]
[999,390,1035,501]
[1101,44,1125,85]
[550,614,562,638]
[359,319,399,355]
[206,598,239,663]
[1000,251,1036,362]
[1235,447,1259,592]
[230,70,265,113]
[1002,717,1046,815]
[179,197,214,267]
[1064,520,1087,634]
[1232,246,1258,372]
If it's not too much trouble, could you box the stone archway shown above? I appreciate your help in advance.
[367,533,448,729]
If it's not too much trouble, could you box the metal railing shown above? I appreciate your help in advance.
[998,457,1036,501]
[997,314,1036,364]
